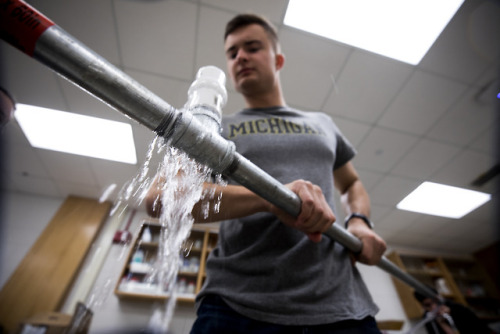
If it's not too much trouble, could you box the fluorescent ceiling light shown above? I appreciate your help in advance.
[15,104,137,164]
[397,181,491,219]
[284,0,464,65]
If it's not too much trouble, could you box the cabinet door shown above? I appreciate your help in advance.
[0,196,111,333]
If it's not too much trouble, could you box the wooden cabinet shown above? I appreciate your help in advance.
[114,221,218,302]
[387,251,500,321]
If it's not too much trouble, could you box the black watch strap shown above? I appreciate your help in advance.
[344,213,374,229]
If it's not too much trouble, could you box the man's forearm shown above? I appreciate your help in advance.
[192,183,268,223]
[340,179,371,217]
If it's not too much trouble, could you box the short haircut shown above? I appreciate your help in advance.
[224,14,280,52]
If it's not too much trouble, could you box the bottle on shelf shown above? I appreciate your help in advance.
[141,227,152,243]
[132,249,144,263]
[177,278,187,294]
[190,256,200,272]
[186,281,195,294]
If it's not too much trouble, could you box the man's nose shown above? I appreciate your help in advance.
[235,49,248,63]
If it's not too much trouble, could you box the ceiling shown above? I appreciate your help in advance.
[1,0,499,256]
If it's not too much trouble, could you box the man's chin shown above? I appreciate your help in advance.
[236,79,260,94]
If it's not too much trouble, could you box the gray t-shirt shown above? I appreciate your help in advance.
[196,106,378,326]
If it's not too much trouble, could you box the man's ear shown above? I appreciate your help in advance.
[275,53,285,71]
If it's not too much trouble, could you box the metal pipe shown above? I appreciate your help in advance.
[1,0,439,301]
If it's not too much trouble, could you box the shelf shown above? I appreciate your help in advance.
[406,269,444,277]
[118,282,165,296]
[178,271,198,277]
[129,262,152,274]
[137,241,159,248]
[116,282,197,302]
[114,220,218,302]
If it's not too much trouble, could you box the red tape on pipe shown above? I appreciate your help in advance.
[0,0,54,56]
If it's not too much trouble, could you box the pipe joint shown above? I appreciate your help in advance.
[166,110,236,175]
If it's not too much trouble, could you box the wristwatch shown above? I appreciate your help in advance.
[344,213,374,229]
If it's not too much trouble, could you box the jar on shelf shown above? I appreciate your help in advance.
[186,281,195,294]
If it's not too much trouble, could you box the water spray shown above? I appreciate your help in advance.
[0,0,439,304]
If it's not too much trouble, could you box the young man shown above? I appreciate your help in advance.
[148,13,387,333]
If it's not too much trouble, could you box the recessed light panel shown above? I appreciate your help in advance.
[15,104,137,164]
[284,0,464,65]
[397,181,491,219]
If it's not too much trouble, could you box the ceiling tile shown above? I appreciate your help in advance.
[376,229,400,242]
[9,174,61,198]
[468,124,496,154]
[461,200,495,223]
[386,231,431,251]
[354,127,419,173]
[55,180,102,200]
[201,0,289,23]
[466,220,500,245]
[2,121,31,147]
[418,0,499,84]
[36,150,98,186]
[279,27,351,110]
[3,144,50,178]
[195,7,233,81]
[402,214,452,237]
[125,69,192,112]
[426,85,498,146]
[57,76,131,123]
[0,44,66,109]
[323,50,413,123]
[29,0,121,65]
[368,175,420,207]
[391,139,461,180]
[377,70,468,135]
[370,204,393,226]
[114,0,198,80]
[430,148,493,189]
[376,208,422,232]
[432,217,479,239]
[89,160,141,191]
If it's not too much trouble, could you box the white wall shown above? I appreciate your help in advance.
[358,263,420,334]
[2,192,420,334]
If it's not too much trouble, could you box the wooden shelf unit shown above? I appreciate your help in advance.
[114,221,218,302]
[387,251,500,322]
[442,257,500,321]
